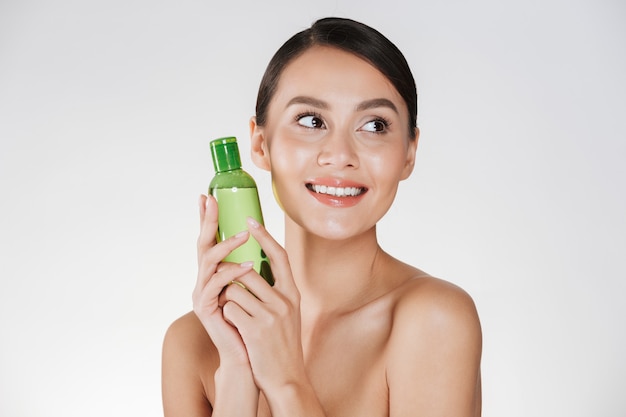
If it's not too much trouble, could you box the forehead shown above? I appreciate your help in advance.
[272,45,405,109]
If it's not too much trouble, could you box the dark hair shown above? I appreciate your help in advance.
[255,17,418,139]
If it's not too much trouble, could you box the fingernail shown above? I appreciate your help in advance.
[240,261,254,269]
[247,217,260,228]
[234,230,249,239]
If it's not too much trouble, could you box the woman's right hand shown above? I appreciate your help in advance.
[192,194,255,368]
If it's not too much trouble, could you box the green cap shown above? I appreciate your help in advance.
[210,136,241,173]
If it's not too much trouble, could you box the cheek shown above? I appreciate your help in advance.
[269,140,312,176]
[364,149,406,180]
[364,149,408,203]
[268,144,306,204]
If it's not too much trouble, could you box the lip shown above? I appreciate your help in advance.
[305,177,368,208]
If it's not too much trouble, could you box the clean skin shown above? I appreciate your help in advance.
[162,45,482,417]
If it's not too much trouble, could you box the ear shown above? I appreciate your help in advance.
[249,116,271,171]
[400,127,419,180]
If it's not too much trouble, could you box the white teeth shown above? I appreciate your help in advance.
[311,184,364,197]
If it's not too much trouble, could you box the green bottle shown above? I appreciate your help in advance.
[209,136,274,286]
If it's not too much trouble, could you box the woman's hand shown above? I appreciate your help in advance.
[193,194,311,414]
[218,216,306,394]
[192,194,256,368]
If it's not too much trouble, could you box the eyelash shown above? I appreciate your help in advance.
[295,111,325,129]
[294,111,392,134]
[364,117,391,134]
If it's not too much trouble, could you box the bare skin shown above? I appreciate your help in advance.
[162,46,482,417]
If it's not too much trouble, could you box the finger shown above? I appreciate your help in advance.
[222,299,254,330]
[195,231,250,292]
[194,261,255,306]
[215,263,261,299]
[220,277,266,317]
[197,194,219,262]
[246,217,298,295]
[225,266,276,304]
[198,194,207,227]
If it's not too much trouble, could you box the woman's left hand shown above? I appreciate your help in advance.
[218,216,305,393]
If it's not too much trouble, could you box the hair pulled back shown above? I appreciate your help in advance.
[255,17,418,138]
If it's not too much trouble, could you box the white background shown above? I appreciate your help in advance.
[1,0,625,416]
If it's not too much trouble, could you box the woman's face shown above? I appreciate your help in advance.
[251,46,417,241]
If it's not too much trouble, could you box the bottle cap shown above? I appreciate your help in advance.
[210,137,242,172]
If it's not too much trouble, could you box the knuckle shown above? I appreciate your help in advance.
[261,314,277,331]
[222,300,238,319]
[200,257,216,274]
[274,298,291,318]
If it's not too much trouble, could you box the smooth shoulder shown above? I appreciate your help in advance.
[164,311,214,355]
[386,275,482,366]
[392,276,481,334]
[379,253,479,331]
[162,311,217,416]
[163,311,219,371]
[385,276,482,415]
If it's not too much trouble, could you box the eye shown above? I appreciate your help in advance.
[361,118,389,133]
[296,113,325,129]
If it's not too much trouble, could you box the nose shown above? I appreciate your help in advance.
[316,131,359,169]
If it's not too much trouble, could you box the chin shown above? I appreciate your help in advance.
[302,217,377,242]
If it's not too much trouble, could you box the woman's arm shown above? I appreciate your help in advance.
[162,312,260,417]
[386,278,482,417]
[212,364,259,416]
[163,195,263,416]
[217,217,328,417]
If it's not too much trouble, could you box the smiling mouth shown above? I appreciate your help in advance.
[306,183,367,197]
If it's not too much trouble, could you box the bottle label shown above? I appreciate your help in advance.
[212,187,274,285]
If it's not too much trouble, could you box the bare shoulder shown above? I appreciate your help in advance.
[391,275,481,337]
[162,311,217,417]
[385,275,482,415]
[163,311,217,365]
[165,310,209,340]
[380,254,480,336]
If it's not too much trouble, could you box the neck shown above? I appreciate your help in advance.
[283,216,388,319]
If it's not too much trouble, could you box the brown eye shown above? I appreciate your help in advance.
[362,119,388,133]
[297,114,325,129]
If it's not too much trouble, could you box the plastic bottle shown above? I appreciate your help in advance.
[209,136,274,286]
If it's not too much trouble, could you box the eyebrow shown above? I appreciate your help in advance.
[286,96,329,109]
[286,96,399,114]
[356,98,399,114]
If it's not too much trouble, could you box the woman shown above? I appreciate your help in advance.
[162,17,482,417]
